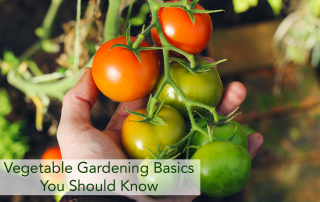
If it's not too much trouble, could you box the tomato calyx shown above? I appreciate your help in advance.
[144,144,180,160]
[160,0,224,25]
[123,94,169,126]
[110,23,167,63]
[170,57,227,74]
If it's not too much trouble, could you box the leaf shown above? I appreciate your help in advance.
[123,108,147,119]
[155,94,169,116]
[0,88,12,116]
[132,50,142,63]
[150,115,167,125]
[193,9,224,14]
[3,51,19,67]
[195,59,227,72]
[146,94,153,113]
[125,22,133,46]
[129,2,150,26]
[110,43,129,50]
[170,57,195,74]
[143,146,157,159]
[267,0,282,15]
[228,125,238,141]
[310,0,320,16]
[232,0,258,13]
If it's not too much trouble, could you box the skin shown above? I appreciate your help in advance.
[57,57,263,202]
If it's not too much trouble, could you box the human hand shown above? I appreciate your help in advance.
[57,58,263,202]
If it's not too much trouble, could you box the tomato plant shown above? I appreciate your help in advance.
[92,36,160,102]
[138,158,178,197]
[191,141,251,197]
[151,0,213,56]
[190,114,248,156]
[155,58,223,118]
[121,105,186,159]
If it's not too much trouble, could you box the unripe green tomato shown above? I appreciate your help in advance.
[191,141,251,197]
[154,58,223,118]
[121,105,186,159]
[190,114,248,156]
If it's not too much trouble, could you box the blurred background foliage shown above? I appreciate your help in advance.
[0,0,320,201]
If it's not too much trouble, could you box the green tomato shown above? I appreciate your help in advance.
[137,159,178,197]
[155,58,223,118]
[191,141,251,197]
[121,105,186,159]
[190,114,248,156]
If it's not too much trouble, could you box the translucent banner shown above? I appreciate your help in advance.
[0,159,200,196]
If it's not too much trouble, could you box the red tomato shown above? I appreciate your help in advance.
[151,1,212,56]
[92,36,160,102]
[41,146,62,160]
[41,146,64,184]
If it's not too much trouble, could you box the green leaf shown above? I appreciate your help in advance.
[195,59,227,72]
[146,94,153,113]
[228,125,238,141]
[150,115,167,125]
[3,51,19,67]
[309,0,320,17]
[267,0,282,15]
[132,50,142,63]
[143,146,157,159]
[155,94,168,117]
[233,0,258,13]
[0,88,12,116]
[123,108,147,119]
[190,0,199,9]
[129,2,150,26]
[157,144,161,156]
[193,9,224,14]
[125,22,133,46]
[110,43,130,50]
[170,57,195,74]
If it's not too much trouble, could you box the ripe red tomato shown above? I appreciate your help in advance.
[151,1,212,56]
[92,36,160,102]
[41,146,64,184]
[41,146,62,160]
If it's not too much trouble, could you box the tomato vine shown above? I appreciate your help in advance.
[119,0,227,159]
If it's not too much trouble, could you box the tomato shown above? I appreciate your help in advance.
[41,146,62,159]
[121,105,186,159]
[154,58,223,118]
[138,158,178,197]
[190,114,248,156]
[151,1,212,56]
[41,146,64,184]
[92,36,160,102]
[191,141,251,197]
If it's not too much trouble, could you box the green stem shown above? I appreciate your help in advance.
[73,0,81,71]
[132,22,156,49]
[122,1,135,36]
[41,0,64,40]
[104,0,121,42]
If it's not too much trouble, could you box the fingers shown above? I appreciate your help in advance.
[105,95,149,133]
[58,68,99,136]
[247,132,264,160]
[217,81,246,116]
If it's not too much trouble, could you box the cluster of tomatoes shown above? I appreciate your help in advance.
[92,0,251,198]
